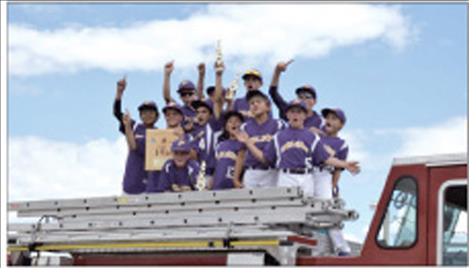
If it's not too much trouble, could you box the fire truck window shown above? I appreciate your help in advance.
[441,185,467,266]
[376,177,417,248]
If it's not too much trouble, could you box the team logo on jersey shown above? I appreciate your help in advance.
[216,151,237,161]
[250,134,273,143]
[280,141,308,153]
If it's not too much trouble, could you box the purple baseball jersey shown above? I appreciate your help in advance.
[320,135,349,173]
[304,111,324,129]
[263,127,330,169]
[157,159,200,192]
[122,123,154,194]
[241,118,285,168]
[212,139,245,190]
[191,122,216,175]
[181,104,197,119]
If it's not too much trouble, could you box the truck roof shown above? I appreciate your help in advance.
[392,153,467,167]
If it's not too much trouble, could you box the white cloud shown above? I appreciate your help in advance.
[396,116,467,157]
[8,136,126,202]
[9,4,413,76]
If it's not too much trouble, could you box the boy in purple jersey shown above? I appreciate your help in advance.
[162,61,198,120]
[314,107,352,256]
[157,139,200,192]
[113,77,159,194]
[237,100,359,197]
[269,60,324,134]
[212,111,246,190]
[236,90,285,188]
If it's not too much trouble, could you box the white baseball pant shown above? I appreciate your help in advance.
[243,169,279,189]
[313,168,351,254]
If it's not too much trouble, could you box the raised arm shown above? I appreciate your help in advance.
[197,63,206,101]
[269,60,293,119]
[113,76,126,121]
[123,110,137,151]
[213,61,225,119]
[163,61,176,104]
[232,149,246,188]
[325,157,360,175]
[233,131,268,165]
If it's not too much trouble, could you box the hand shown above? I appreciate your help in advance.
[346,161,361,175]
[197,62,206,76]
[116,76,127,95]
[233,179,244,189]
[123,109,132,128]
[309,127,325,136]
[171,184,182,192]
[215,61,225,75]
[232,130,250,144]
[164,61,175,75]
[275,59,294,73]
[180,185,192,192]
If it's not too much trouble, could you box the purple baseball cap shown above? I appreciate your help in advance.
[191,100,213,114]
[171,139,192,153]
[286,99,308,113]
[177,80,196,93]
[162,102,184,115]
[138,100,158,113]
[295,84,317,99]
[321,108,346,124]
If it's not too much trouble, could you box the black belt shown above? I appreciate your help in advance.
[246,166,271,171]
[282,168,313,175]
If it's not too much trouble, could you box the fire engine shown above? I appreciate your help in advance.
[7,153,467,266]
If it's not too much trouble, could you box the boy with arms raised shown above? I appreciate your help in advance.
[113,77,159,194]
[269,60,324,134]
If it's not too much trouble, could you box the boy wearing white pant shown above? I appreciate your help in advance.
[235,100,359,197]
[314,107,353,256]
[239,90,285,188]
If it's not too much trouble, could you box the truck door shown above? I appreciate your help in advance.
[436,180,467,266]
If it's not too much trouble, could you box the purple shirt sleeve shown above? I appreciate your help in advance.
[268,86,288,120]
[312,140,330,166]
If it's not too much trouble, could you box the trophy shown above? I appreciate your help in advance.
[225,73,240,101]
[215,40,223,68]
[195,161,206,191]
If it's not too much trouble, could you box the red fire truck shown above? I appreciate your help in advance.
[7,153,467,266]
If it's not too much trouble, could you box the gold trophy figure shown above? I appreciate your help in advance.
[196,161,207,191]
[225,73,240,101]
[215,40,223,67]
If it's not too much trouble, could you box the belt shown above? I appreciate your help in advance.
[282,168,313,175]
[246,166,271,171]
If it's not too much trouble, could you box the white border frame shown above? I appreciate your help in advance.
[435,178,467,265]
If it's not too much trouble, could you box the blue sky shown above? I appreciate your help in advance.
[7,3,467,243]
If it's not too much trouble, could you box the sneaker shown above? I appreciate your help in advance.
[337,251,351,256]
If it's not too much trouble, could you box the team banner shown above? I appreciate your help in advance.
[145,129,178,171]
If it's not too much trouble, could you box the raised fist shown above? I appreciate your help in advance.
[116,77,127,94]
[164,61,175,74]
[198,62,206,76]
[275,59,294,73]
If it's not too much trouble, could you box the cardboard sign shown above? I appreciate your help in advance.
[145,129,178,171]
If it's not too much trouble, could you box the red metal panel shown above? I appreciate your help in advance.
[73,252,227,266]
[426,164,467,265]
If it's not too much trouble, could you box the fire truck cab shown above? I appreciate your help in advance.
[299,153,467,266]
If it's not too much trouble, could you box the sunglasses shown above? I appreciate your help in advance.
[298,93,314,99]
[180,92,194,97]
